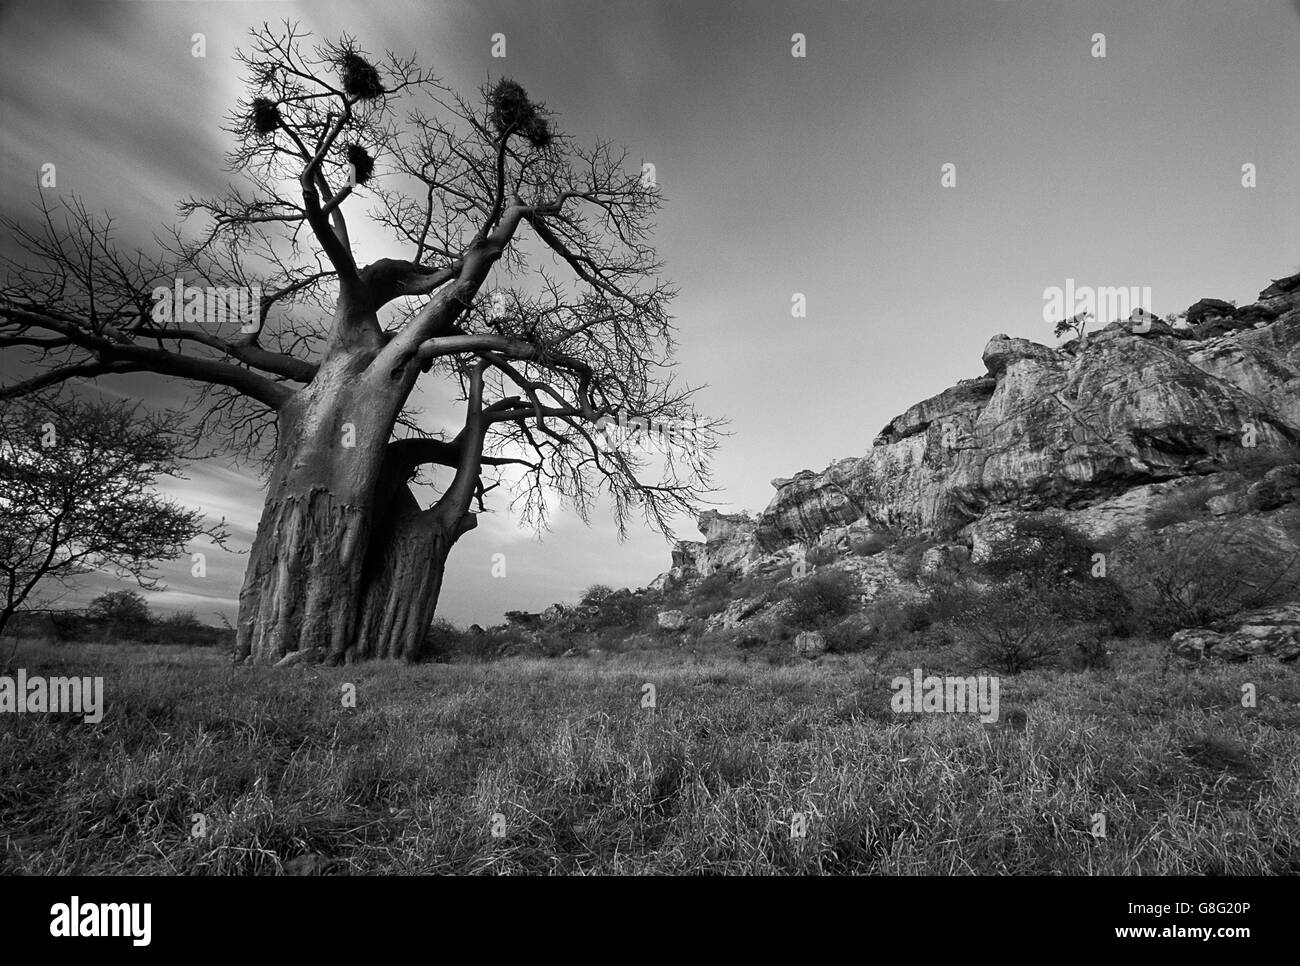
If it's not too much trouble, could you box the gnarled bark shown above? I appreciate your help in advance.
[234,489,369,664]
[351,486,474,662]
[233,348,415,665]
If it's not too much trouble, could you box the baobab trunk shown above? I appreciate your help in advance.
[351,484,472,661]
[234,349,413,665]
[235,490,369,663]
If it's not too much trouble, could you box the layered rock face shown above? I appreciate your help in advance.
[745,275,1300,555]
[659,510,762,585]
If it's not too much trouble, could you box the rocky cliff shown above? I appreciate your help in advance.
[664,271,1300,580]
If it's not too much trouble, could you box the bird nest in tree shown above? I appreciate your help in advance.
[489,78,553,149]
[338,51,384,100]
[345,144,375,184]
[250,97,281,135]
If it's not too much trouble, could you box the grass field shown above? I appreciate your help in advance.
[3,637,1298,874]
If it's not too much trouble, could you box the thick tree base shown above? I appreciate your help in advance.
[234,485,469,667]
[234,490,369,666]
[351,489,470,662]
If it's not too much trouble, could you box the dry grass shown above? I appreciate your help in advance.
[2,638,1298,874]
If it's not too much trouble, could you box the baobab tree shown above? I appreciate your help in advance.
[0,24,717,665]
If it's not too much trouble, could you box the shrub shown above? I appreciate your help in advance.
[805,543,838,567]
[1222,442,1300,482]
[144,618,230,647]
[823,615,872,654]
[163,610,202,630]
[906,576,977,623]
[1144,480,1217,530]
[415,619,497,663]
[1064,624,1113,671]
[87,590,152,639]
[1121,526,1300,633]
[979,517,1094,589]
[860,593,933,639]
[690,570,737,615]
[594,591,646,628]
[954,579,1064,674]
[580,584,615,607]
[783,569,857,628]
[889,535,931,580]
[1045,574,1139,637]
[574,586,648,629]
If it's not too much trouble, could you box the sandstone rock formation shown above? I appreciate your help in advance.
[660,272,1300,584]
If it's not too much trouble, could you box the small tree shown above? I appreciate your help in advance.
[0,394,225,641]
[1053,311,1092,346]
[87,589,153,637]
[957,579,1064,674]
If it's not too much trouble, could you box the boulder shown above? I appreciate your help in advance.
[656,610,688,632]
[709,596,768,631]
[1170,603,1300,662]
[1169,628,1226,661]
[1207,490,1247,516]
[1246,464,1300,511]
[793,630,826,658]
[981,335,1060,377]
[921,543,970,576]
[967,511,1028,566]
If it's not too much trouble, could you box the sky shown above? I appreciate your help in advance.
[1,0,1297,627]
